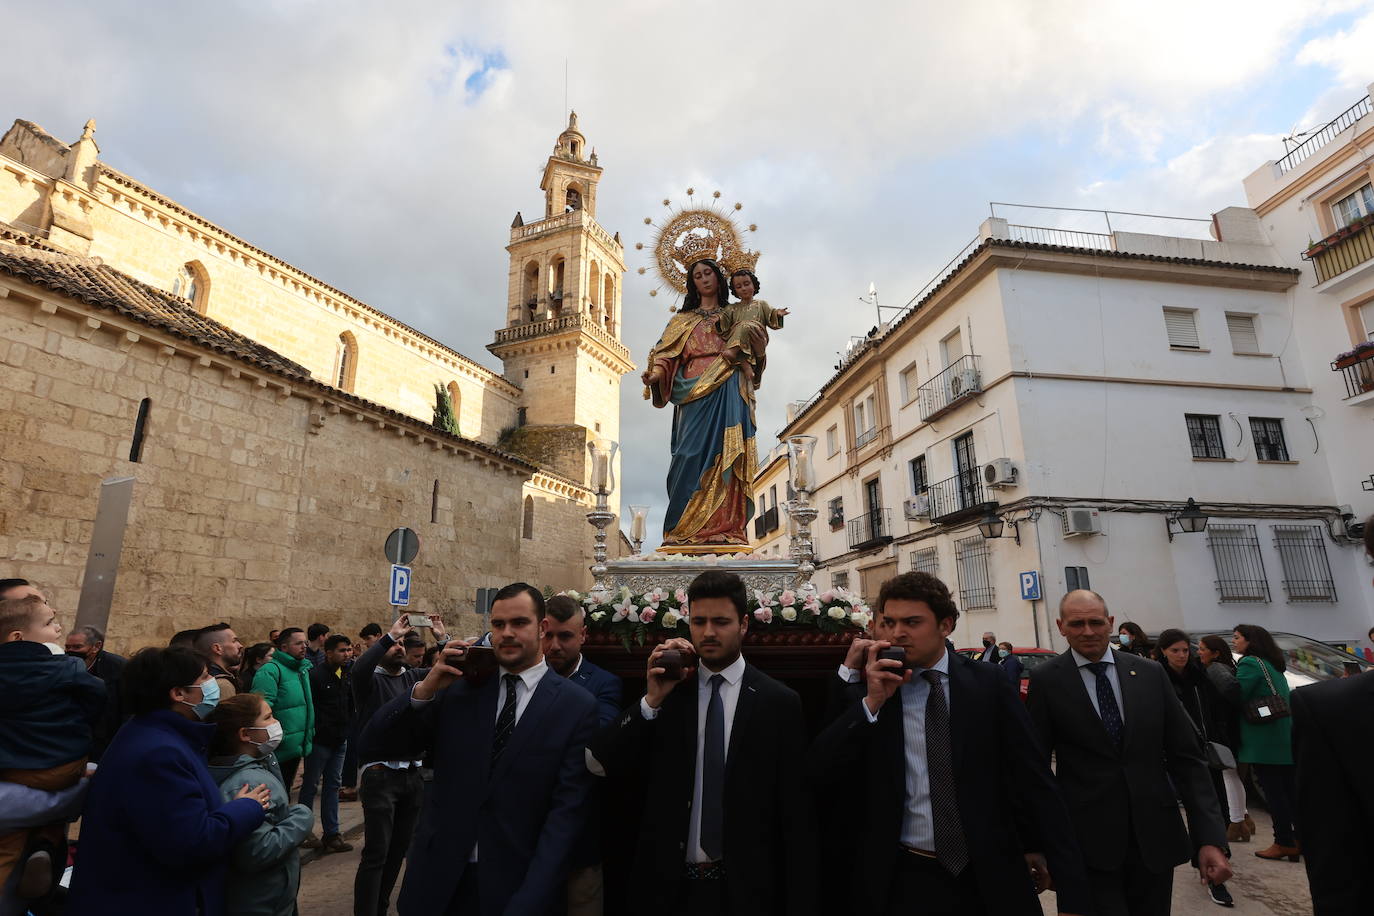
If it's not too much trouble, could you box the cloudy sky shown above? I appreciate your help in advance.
[5,0,1373,537]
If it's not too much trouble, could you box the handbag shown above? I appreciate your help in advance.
[1192,687,1237,770]
[1242,658,1291,725]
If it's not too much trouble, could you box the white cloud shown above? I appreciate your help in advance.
[2,0,1371,539]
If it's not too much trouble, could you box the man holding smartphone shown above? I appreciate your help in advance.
[361,582,598,914]
[586,570,817,916]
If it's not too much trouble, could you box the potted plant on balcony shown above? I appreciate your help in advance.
[1307,213,1374,258]
[1333,340,1374,370]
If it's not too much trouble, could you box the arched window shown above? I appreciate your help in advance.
[603,275,615,333]
[550,258,566,317]
[588,262,601,322]
[522,495,535,540]
[171,261,209,313]
[522,260,540,316]
[335,331,358,392]
[565,184,582,211]
[446,381,461,430]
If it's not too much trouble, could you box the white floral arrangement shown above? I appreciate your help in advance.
[564,585,871,648]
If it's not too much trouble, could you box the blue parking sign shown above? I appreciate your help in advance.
[1019,571,1041,601]
[390,564,411,606]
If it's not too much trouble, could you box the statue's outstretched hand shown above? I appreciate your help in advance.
[776,308,790,317]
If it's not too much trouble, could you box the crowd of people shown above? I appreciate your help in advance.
[1,552,1371,915]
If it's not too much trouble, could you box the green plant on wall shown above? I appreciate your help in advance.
[432,384,460,436]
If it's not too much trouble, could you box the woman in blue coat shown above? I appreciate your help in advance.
[67,647,271,915]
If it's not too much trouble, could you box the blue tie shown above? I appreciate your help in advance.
[1087,661,1124,747]
[700,674,725,860]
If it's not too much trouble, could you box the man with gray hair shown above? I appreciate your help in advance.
[63,626,126,762]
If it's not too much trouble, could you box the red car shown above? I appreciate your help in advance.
[956,646,1057,699]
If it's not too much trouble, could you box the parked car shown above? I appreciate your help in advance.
[955,646,1057,699]
[1186,630,1372,688]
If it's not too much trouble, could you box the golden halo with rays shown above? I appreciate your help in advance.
[636,189,759,305]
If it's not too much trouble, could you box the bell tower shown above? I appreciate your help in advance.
[489,112,635,497]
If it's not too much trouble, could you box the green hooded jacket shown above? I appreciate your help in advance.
[207,752,314,916]
[251,652,314,762]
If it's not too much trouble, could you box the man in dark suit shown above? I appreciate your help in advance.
[362,582,598,915]
[544,594,622,915]
[1026,589,1231,916]
[1292,670,1373,914]
[587,569,817,916]
[545,595,622,727]
[976,630,999,662]
[810,572,1090,916]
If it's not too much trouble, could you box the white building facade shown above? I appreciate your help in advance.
[767,214,1373,652]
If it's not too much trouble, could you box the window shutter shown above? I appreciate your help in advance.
[1163,309,1200,348]
[1226,314,1260,354]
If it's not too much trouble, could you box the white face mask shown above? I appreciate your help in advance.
[247,721,284,756]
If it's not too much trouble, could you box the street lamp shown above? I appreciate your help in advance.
[976,506,1021,544]
[1166,497,1209,541]
[976,505,1004,540]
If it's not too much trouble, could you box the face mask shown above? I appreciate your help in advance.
[180,677,220,719]
[1119,634,1132,647]
[247,721,283,756]
[998,648,1010,659]
[982,638,993,647]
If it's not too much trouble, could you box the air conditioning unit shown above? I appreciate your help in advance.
[983,458,1017,488]
[903,493,930,520]
[1063,508,1102,537]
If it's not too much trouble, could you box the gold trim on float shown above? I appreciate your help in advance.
[655,544,754,555]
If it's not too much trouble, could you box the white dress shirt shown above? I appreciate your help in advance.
[1071,646,1126,724]
[639,653,747,863]
[861,647,951,850]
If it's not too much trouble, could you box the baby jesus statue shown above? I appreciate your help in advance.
[719,268,789,388]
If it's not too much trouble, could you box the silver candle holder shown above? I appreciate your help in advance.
[786,435,819,597]
[586,438,618,591]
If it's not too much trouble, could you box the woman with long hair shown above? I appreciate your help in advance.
[1232,624,1298,862]
[238,643,274,693]
[641,258,758,550]
[1116,621,1153,657]
[1197,634,1251,843]
[1154,630,1236,908]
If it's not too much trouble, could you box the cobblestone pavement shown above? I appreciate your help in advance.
[297,805,1312,916]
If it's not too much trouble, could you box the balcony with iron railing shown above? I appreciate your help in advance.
[1304,216,1374,285]
[917,354,982,422]
[493,312,631,361]
[846,508,893,551]
[1332,345,1374,400]
[927,470,993,523]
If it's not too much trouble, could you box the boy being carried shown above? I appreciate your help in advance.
[0,594,106,899]
[718,268,789,389]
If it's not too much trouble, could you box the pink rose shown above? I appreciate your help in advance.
[639,608,658,624]
[674,588,689,604]
[753,607,774,624]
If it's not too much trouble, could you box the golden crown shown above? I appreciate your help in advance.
[637,190,760,300]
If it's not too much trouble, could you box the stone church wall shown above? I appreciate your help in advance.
[1,290,526,653]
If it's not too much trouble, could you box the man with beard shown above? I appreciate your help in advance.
[363,583,597,914]
[587,570,817,916]
[194,623,244,701]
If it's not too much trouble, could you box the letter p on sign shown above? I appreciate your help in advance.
[390,564,411,606]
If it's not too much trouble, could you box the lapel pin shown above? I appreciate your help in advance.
[1129,670,1137,676]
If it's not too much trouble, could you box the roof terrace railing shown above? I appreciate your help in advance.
[1277,96,1372,175]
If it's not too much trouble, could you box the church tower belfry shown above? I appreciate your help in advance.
[489,112,635,497]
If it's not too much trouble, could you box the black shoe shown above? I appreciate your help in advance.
[1208,883,1235,908]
